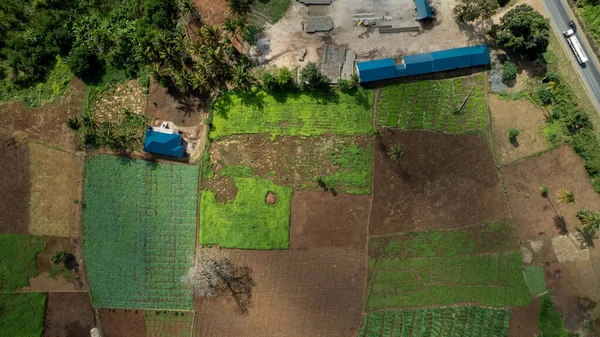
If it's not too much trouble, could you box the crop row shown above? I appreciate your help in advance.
[358,306,511,337]
[145,310,194,337]
[377,75,486,133]
[84,155,198,310]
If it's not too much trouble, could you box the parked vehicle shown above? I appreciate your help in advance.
[563,27,588,64]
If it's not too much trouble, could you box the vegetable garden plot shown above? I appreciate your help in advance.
[0,292,46,337]
[83,155,198,310]
[358,306,511,337]
[210,88,374,139]
[145,310,194,337]
[366,251,532,310]
[377,75,487,133]
[524,266,547,296]
[0,234,46,291]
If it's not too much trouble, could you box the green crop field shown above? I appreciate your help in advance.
[376,75,487,133]
[145,310,194,337]
[210,88,374,139]
[321,143,372,194]
[200,177,292,249]
[0,293,46,337]
[0,234,46,291]
[83,155,198,310]
[358,306,511,337]
[524,266,547,296]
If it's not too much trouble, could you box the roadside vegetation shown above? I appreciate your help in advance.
[575,0,600,52]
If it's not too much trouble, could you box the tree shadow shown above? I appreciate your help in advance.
[238,90,267,111]
[224,266,256,315]
[212,92,234,119]
[553,215,568,235]
[456,20,492,45]
[510,137,519,148]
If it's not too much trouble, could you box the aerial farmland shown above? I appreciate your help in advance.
[2,0,600,336]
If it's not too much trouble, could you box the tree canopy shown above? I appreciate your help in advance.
[492,4,550,60]
[453,0,499,23]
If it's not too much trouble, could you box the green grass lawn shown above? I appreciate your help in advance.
[0,293,46,337]
[376,75,487,133]
[210,88,374,139]
[250,0,292,24]
[358,307,511,337]
[0,234,46,291]
[83,155,198,310]
[524,266,547,296]
[200,177,292,249]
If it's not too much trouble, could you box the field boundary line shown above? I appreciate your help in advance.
[496,144,564,168]
[367,218,515,238]
[363,135,376,317]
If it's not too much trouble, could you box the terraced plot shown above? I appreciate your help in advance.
[376,75,486,133]
[83,155,198,310]
[358,307,511,337]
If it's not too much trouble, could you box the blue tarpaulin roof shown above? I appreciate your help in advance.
[415,0,433,20]
[143,130,184,157]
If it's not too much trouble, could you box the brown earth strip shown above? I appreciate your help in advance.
[98,309,146,337]
[290,191,369,250]
[0,130,30,234]
[195,247,365,337]
[193,0,229,25]
[369,130,510,235]
[43,292,96,337]
[500,146,600,241]
[509,297,540,337]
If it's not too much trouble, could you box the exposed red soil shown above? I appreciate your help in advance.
[0,130,30,234]
[146,81,206,126]
[290,191,370,250]
[500,146,600,241]
[509,297,540,337]
[0,79,85,151]
[98,309,146,337]
[195,247,365,337]
[193,0,229,25]
[43,292,95,337]
[369,130,510,235]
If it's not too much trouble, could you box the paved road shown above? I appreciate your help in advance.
[543,0,600,113]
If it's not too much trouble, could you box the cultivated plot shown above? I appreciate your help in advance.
[0,293,46,337]
[376,75,487,133]
[370,130,510,235]
[83,155,198,310]
[145,310,194,337]
[99,309,146,337]
[43,292,95,337]
[210,88,373,139]
[0,130,30,234]
[0,234,46,291]
[358,307,511,337]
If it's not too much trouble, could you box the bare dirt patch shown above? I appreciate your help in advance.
[521,239,559,266]
[90,79,147,124]
[489,95,552,165]
[500,146,600,241]
[98,309,146,337]
[195,247,365,337]
[193,0,229,25]
[146,81,206,126]
[0,79,85,151]
[370,130,510,235]
[290,191,369,250]
[43,292,95,337]
[544,261,600,331]
[29,143,82,237]
[0,130,30,234]
[509,297,540,337]
[266,191,278,204]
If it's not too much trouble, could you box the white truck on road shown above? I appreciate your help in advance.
[563,24,588,65]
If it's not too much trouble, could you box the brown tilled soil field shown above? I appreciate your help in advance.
[43,292,95,337]
[509,297,540,337]
[195,247,365,337]
[98,309,146,337]
[488,95,552,165]
[369,130,510,235]
[290,191,370,250]
[146,81,205,125]
[0,130,30,234]
[500,146,600,241]
[0,79,85,151]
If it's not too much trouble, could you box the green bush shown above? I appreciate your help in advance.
[539,293,569,337]
[502,61,517,81]
[508,128,520,139]
[299,62,329,90]
[50,251,71,265]
[538,84,554,104]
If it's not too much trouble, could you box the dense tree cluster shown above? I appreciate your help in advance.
[491,4,550,60]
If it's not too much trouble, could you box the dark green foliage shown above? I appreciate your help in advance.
[538,84,554,105]
[508,128,519,139]
[502,61,517,81]
[0,293,46,337]
[299,62,329,90]
[228,0,255,16]
[261,67,295,92]
[539,293,569,337]
[493,4,550,60]
[541,186,549,197]
[454,0,499,23]
[546,71,561,84]
[0,234,46,291]
[50,251,70,265]
[73,108,149,151]
[68,45,100,77]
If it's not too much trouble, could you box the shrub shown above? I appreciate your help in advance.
[389,146,404,161]
[508,128,519,139]
[541,186,549,197]
[299,62,329,90]
[261,72,277,92]
[277,67,295,89]
[538,84,553,105]
[545,71,561,84]
[556,189,575,204]
[68,45,100,78]
[50,251,70,265]
[502,61,517,81]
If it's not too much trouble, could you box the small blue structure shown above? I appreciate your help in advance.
[143,130,185,157]
[415,0,434,20]
[356,45,491,83]
[356,58,397,83]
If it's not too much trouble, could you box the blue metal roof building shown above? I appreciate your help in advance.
[415,0,433,20]
[431,45,491,72]
[403,53,434,76]
[143,130,185,157]
[356,58,397,83]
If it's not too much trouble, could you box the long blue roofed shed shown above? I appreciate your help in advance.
[143,130,185,157]
[356,58,397,83]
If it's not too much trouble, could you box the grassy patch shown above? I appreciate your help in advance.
[250,0,292,24]
[376,75,487,133]
[220,165,254,178]
[145,310,194,337]
[0,234,46,291]
[539,292,569,337]
[0,293,46,337]
[524,266,547,296]
[358,307,511,337]
[83,155,198,310]
[366,251,531,310]
[321,143,372,194]
[200,177,292,249]
[210,88,374,139]
[0,57,72,107]
[577,1,600,54]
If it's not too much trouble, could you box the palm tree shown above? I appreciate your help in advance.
[178,0,202,36]
[230,64,253,90]
[557,189,575,204]
[233,16,250,51]
[577,211,600,230]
